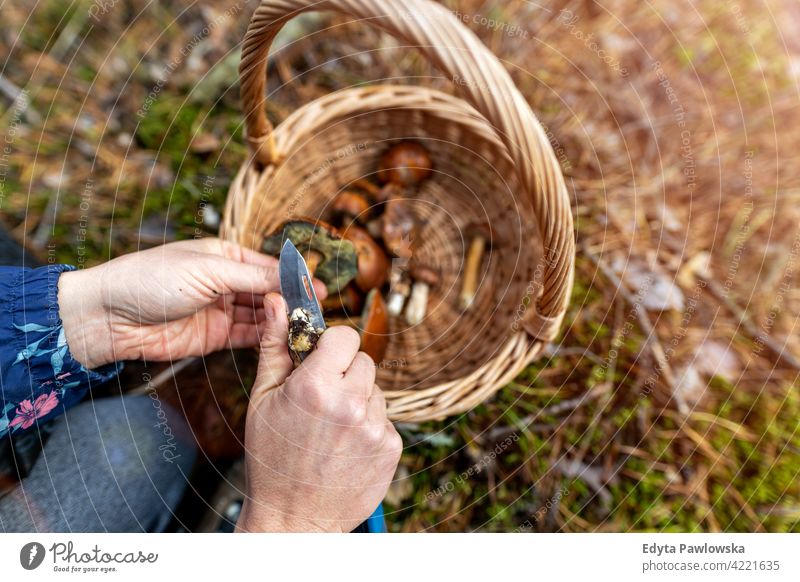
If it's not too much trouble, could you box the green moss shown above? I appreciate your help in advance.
[76,65,97,83]
[22,1,80,52]
[135,97,203,162]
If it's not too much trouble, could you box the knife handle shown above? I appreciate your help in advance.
[351,504,386,533]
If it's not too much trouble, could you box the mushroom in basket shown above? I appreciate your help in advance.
[262,219,358,294]
[378,142,433,187]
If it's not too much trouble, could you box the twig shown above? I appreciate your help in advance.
[0,73,41,123]
[583,244,681,401]
[704,279,800,371]
[483,383,609,442]
[31,191,59,249]
[127,357,199,395]
[0,73,23,102]
[49,5,90,62]
[661,235,800,371]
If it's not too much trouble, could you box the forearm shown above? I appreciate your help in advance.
[0,264,120,437]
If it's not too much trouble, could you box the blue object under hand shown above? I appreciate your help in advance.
[365,503,386,533]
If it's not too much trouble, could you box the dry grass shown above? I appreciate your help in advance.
[1,0,798,531]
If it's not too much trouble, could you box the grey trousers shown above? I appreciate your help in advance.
[0,395,196,532]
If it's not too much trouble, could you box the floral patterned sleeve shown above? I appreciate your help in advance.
[0,264,121,438]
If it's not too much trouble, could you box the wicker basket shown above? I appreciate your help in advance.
[222,0,575,422]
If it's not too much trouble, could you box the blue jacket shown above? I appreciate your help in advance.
[0,265,120,438]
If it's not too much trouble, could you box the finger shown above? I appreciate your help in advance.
[254,293,293,392]
[225,244,279,268]
[182,238,328,301]
[216,293,265,324]
[173,238,278,268]
[232,305,265,325]
[232,292,263,308]
[367,389,403,467]
[233,283,327,305]
[299,326,362,381]
[343,352,377,402]
[363,387,394,450]
[206,256,280,296]
[366,386,388,424]
[227,321,264,349]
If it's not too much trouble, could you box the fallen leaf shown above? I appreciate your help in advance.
[673,365,706,413]
[190,133,221,154]
[694,340,741,382]
[677,251,711,288]
[613,258,685,312]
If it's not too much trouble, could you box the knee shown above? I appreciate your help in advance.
[73,395,196,476]
[117,395,196,473]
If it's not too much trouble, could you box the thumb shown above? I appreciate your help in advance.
[254,293,294,392]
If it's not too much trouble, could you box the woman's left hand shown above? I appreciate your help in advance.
[57,238,326,369]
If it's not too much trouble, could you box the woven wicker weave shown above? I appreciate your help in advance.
[222,0,575,422]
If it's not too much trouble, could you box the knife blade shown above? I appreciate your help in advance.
[279,239,326,364]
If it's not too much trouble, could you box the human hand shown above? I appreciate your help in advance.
[235,293,402,532]
[58,238,326,368]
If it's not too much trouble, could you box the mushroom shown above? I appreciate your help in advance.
[377,142,433,187]
[359,289,389,363]
[365,217,383,240]
[386,265,411,317]
[374,182,403,203]
[460,223,491,309]
[262,219,357,293]
[331,190,370,225]
[323,316,359,330]
[350,178,383,199]
[382,197,418,258]
[343,225,390,292]
[321,283,364,315]
[405,264,440,325]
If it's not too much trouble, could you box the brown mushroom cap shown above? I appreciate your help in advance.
[409,264,440,286]
[331,190,370,224]
[262,219,358,293]
[321,283,364,315]
[349,178,383,199]
[377,142,433,187]
[343,225,390,292]
[360,289,389,363]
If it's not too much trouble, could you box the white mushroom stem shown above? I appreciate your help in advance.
[387,292,406,317]
[405,282,430,325]
[461,235,486,309]
[387,263,411,316]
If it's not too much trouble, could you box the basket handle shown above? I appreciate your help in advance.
[239,0,574,341]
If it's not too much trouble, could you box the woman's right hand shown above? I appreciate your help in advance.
[235,293,402,533]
